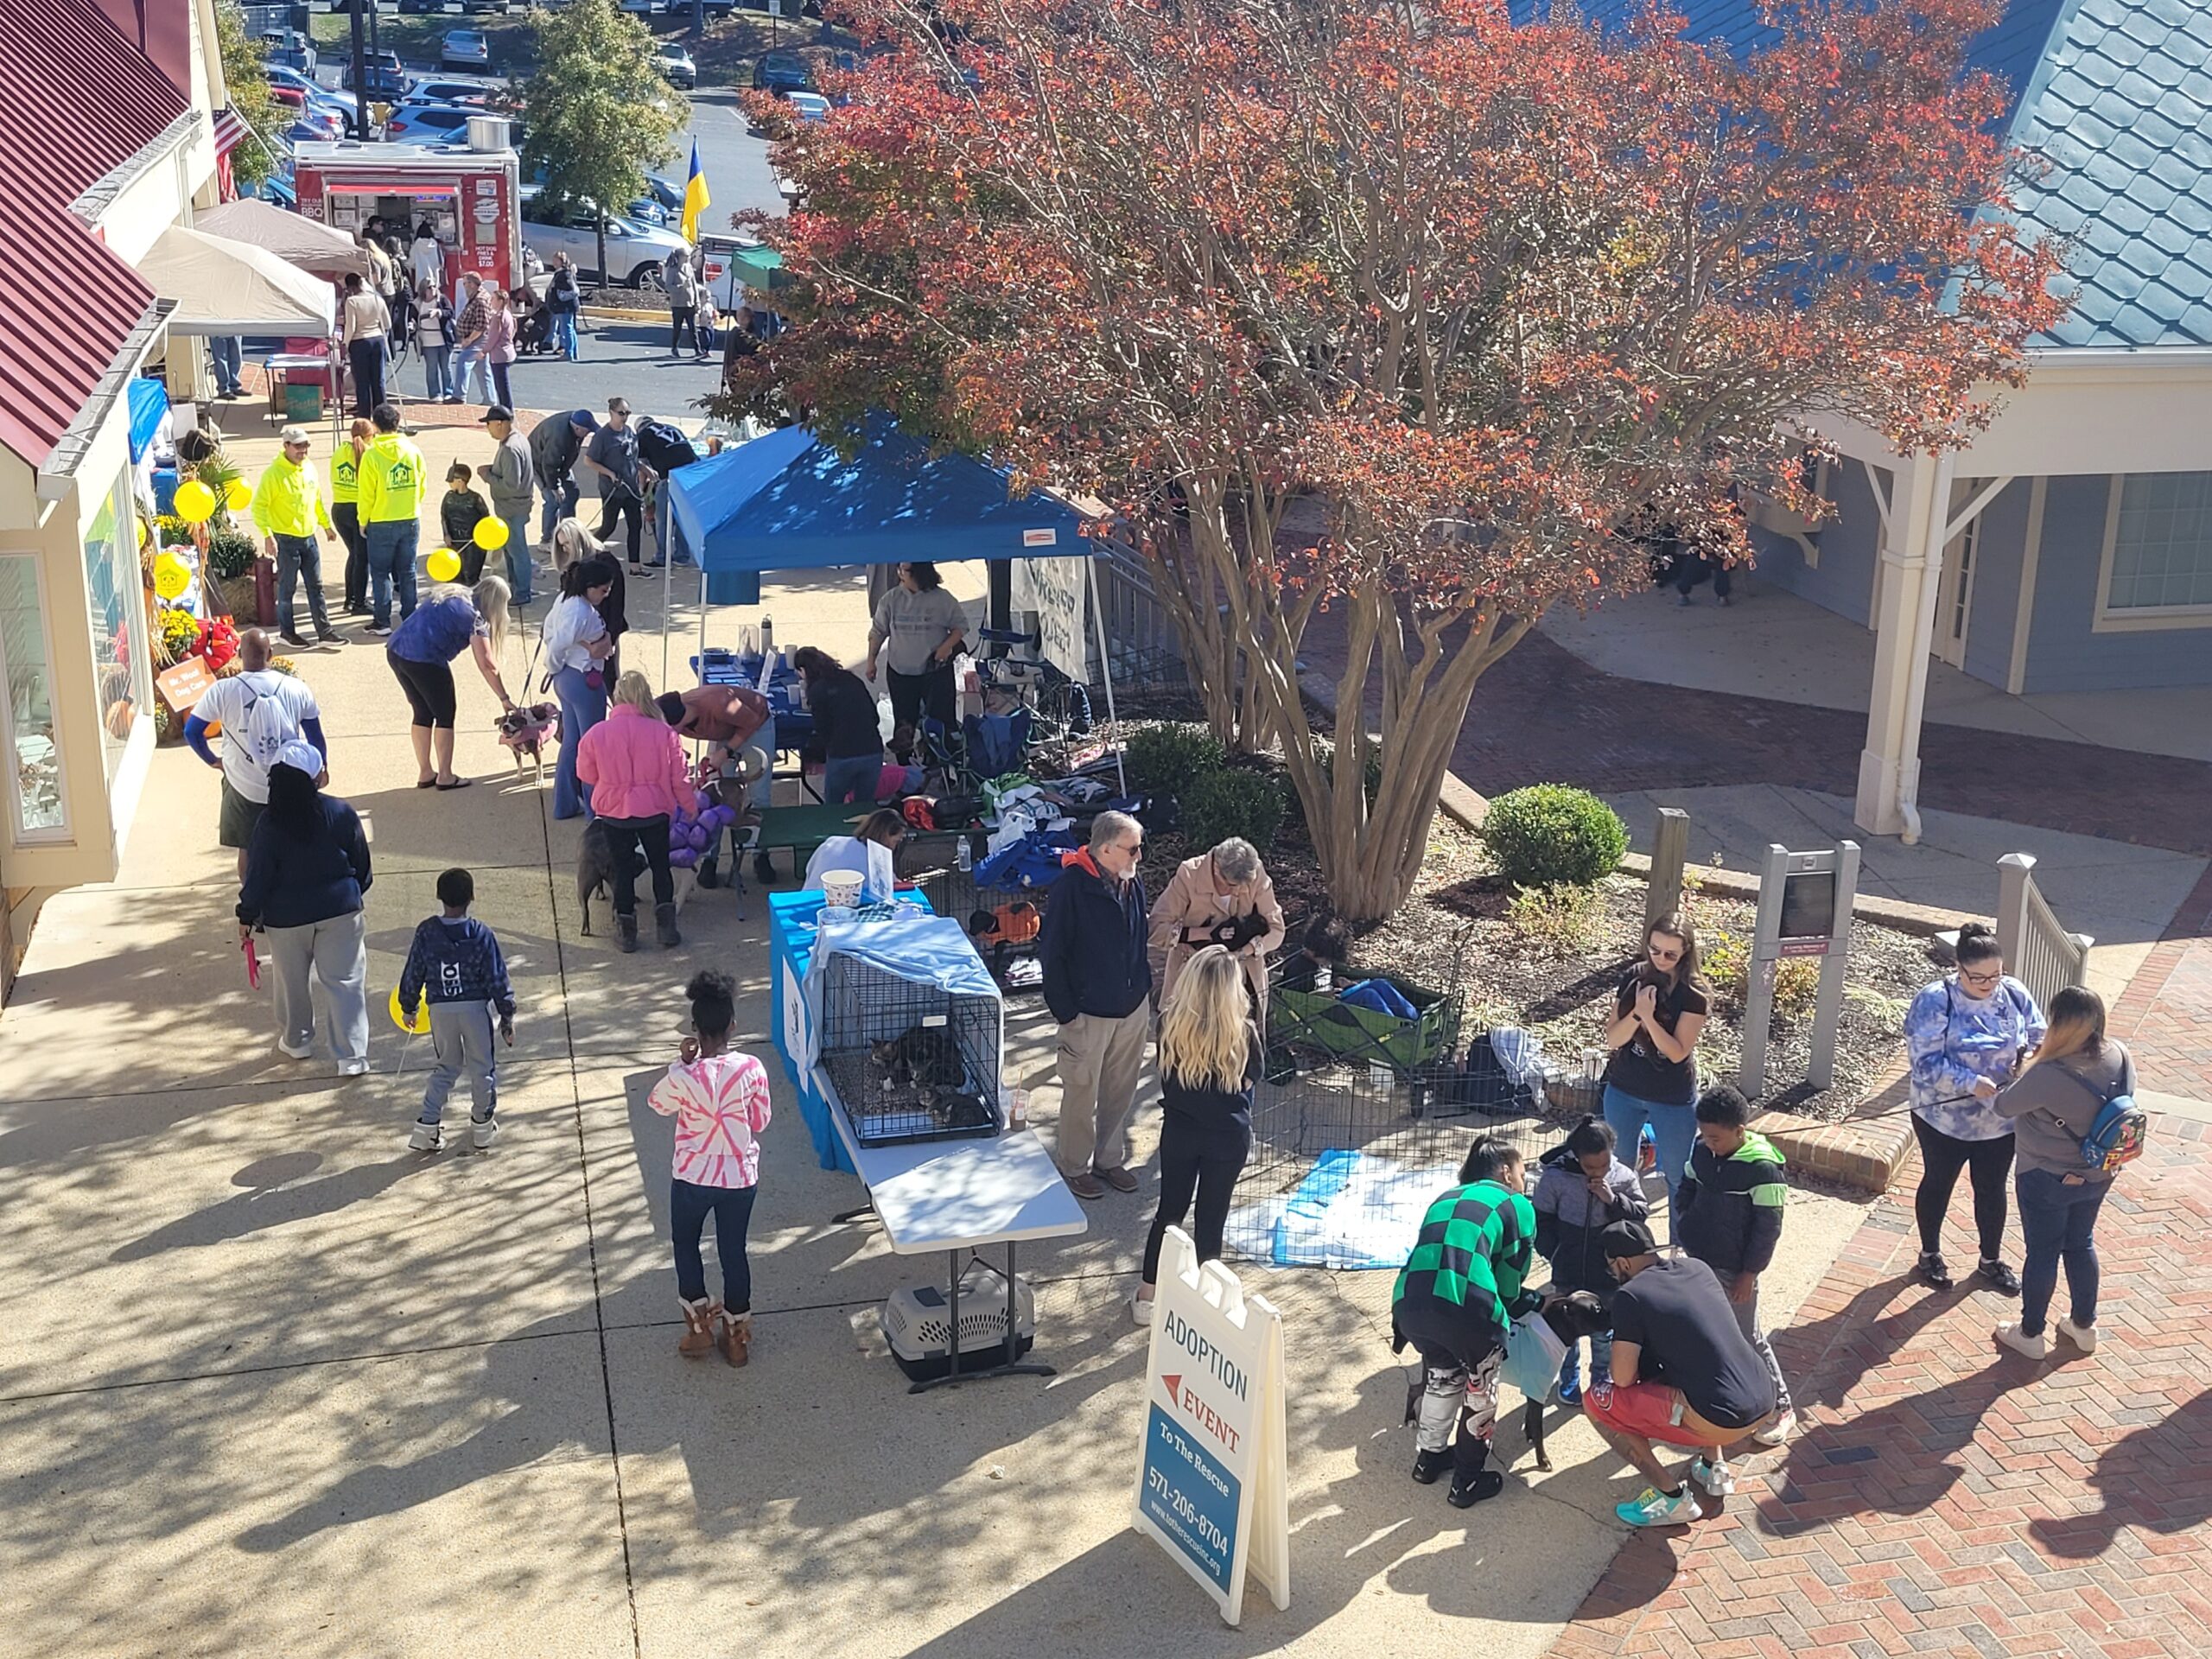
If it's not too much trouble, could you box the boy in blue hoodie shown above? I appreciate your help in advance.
[400,868,516,1152]
[1675,1084,1796,1446]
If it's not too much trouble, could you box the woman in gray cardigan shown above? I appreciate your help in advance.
[1993,986,2135,1360]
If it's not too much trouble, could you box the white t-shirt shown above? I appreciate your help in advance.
[803,835,897,905]
[541,594,607,674]
[191,670,321,804]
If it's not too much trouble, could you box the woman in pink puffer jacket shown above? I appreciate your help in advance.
[577,670,693,951]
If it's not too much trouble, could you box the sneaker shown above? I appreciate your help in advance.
[315,632,349,648]
[363,625,392,639]
[1617,1484,1704,1528]
[1095,1164,1140,1193]
[2056,1315,2098,1353]
[1447,1469,1505,1508]
[471,1114,500,1151]
[1977,1258,2022,1297]
[408,1119,443,1152]
[1411,1447,1452,1485]
[1065,1171,1107,1200]
[276,1038,313,1060]
[280,632,312,650]
[1689,1455,1737,1496]
[1558,1374,1583,1407]
[1129,1294,1156,1328]
[1753,1408,1797,1447]
[1917,1251,1954,1290]
[1995,1321,2050,1360]
[337,1058,369,1077]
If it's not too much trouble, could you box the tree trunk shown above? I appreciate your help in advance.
[595,219,610,297]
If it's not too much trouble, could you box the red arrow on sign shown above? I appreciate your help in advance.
[1160,1373,1181,1408]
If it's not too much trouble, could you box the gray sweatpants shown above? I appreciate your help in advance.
[1053,1006,1150,1177]
[1732,1280,1795,1416]
[421,1001,498,1124]
[264,910,369,1066]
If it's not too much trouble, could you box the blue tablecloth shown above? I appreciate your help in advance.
[767,887,938,1173]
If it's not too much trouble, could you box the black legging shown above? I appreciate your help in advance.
[597,814,673,917]
[1911,1114,2015,1261]
[1141,1116,1252,1282]
[887,661,959,733]
[333,501,369,612]
[596,487,645,565]
[388,649,459,729]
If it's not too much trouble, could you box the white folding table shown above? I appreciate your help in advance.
[823,1067,1088,1391]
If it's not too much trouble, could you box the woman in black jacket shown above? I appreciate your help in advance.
[1133,947,1258,1324]
[238,743,374,1077]
[793,645,884,805]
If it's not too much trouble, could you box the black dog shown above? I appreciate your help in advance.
[1520,1291,1612,1472]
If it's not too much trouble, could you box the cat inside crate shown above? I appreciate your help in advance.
[864,1023,990,1128]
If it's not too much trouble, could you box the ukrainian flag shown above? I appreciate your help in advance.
[680,139,710,245]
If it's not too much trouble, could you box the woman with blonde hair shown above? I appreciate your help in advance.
[384,574,516,789]
[1133,944,1262,1324]
[576,667,693,951]
[1993,986,2136,1359]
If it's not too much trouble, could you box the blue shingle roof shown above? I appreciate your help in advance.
[1510,0,2212,348]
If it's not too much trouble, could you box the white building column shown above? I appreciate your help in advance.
[1854,450,1952,837]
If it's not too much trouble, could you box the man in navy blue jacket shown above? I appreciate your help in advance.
[398,868,517,1153]
[1039,810,1151,1199]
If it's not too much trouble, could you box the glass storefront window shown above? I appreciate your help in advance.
[0,556,65,836]
[82,471,149,779]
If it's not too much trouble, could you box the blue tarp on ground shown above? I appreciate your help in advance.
[127,378,170,464]
[666,421,1097,605]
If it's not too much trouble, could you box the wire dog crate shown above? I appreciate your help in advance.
[816,946,1003,1147]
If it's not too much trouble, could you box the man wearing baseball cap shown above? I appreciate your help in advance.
[1585,1218,1777,1529]
[249,426,345,649]
[530,408,597,550]
[479,404,536,603]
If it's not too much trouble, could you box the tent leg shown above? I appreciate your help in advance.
[1084,558,1125,796]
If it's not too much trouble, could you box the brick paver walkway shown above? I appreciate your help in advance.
[1542,909,2212,1659]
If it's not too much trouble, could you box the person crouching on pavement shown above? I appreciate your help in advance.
[1532,1116,1648,1404]
[1584,1218,1777,1529]
[1392,1135,1541,1510]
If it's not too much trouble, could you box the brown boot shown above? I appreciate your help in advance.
[678,1296,721,1358]
[719,1308,752,1368]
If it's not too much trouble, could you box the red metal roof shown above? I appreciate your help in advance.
[0,0,181,468]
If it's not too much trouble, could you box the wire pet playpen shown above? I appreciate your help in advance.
[809,915,1006,1148]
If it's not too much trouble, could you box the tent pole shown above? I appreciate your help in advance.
[1084,556,1125,795]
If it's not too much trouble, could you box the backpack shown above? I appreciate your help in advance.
[2061,1066,2150,1175]
[235,673,301,779]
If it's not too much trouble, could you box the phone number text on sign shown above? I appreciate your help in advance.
[1141,1404,1240,1590]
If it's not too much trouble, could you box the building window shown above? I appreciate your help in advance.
[81,471,149,777]
[0,556,66,838]
[2106,473,2212,614]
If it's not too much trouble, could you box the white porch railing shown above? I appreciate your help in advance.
[1995,852,2093,1014]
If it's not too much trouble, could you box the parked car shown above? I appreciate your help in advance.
[408,77,497,108]
[288,107,348,143]
[619,0,664,13]
[786,90,830,123]
[261,29,315,74]
[643,174,686,216]
[442,29,491,71]
[752,50,814,94]
[654,41,696,89]
[343,53,412,102]
[267,66,358,124]
[518,195,691,289]
[385,103,478,143]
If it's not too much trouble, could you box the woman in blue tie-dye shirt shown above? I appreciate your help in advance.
[1903,922,2046,1296]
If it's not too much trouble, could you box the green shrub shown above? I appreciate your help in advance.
[1311,735,1383,805]
[1505,883,1603,954]
[1478,784,1627,890]
[1703,928,1820,1020]
[1182,767,1286,852]
[1124,721,1228,797]
[205,527,257,581]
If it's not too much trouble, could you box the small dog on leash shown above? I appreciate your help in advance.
[1520,1290,1612,1472]
[495,702,560,785]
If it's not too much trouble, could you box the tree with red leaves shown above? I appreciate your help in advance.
[721,0,2067,918]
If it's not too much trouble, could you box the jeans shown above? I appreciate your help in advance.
[2016,1167,2110,1338]
[670,305,700,353]
[554,310,579,360]
[333,502,368,612]
[1603,1083,1697,1229]
[421,343,452,401]
[551,664,606,819]
[271,532,332,638]
[596,487,645,565]
[539,476,580,545]
[499,511,533,602]
[263,909,369,1065]
[656,482,684,565]
[1141,1117,1251,1281]
[346,335,387,416]
[671,1179,757,1312]
[364,518,419,630]
[597,813,674,916]
[822,753,880,806]
[1730,1277,1795,1414]
[421,1001,497,1124]
[1559,1332,1615,1389]
[1911,1115,2015,1261]
[489,358,514,409]
[210,335,244,395]
[452,344,490,403]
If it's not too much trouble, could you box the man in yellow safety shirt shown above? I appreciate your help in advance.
[249,424,344,651]
[357,401,427,637]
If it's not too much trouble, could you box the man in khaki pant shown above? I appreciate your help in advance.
[1039,810,1153,1201]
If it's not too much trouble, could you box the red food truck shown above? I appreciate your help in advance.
[293,129,524,296]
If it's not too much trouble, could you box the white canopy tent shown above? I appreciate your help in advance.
[191,197,371,279]
[137,224,336,336]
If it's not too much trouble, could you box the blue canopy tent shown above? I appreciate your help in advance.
[662,422,1125,786]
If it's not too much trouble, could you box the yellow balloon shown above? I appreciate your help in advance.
[473,516,511,552]
[174,480,216,523]
[153,557,190,600]
[224,478,254,513]
[389,985,430,1035]
[426,548,463,584]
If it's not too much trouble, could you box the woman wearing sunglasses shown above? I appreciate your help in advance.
[1903,921,2047,1293]
[1601,913,1712,1218]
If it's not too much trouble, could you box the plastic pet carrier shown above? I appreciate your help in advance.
[881,1258,1036,1382]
